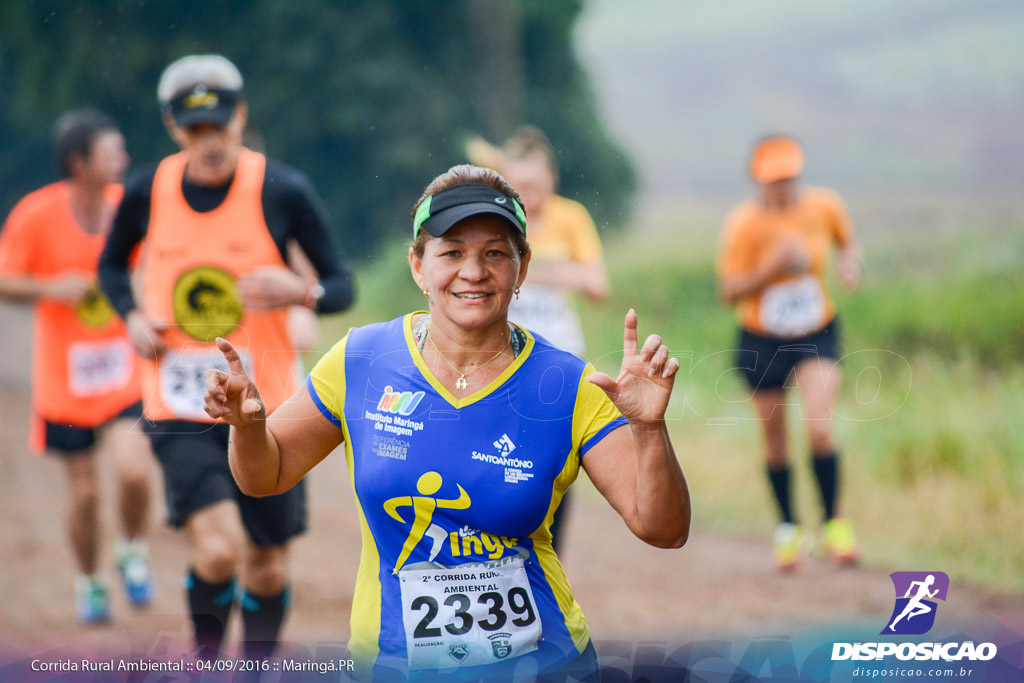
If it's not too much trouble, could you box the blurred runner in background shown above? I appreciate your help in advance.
[99,54,355,661]
[0,109,156,624]
[467,126,610,555]
[717,135,863,571]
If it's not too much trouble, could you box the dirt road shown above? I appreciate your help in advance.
[1,303,1021,678]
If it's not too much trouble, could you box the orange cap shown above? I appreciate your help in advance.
[750,137,804,183]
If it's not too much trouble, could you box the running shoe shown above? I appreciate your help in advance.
[773,522,805,571]
[75,574,111,624]
[116,540,154,607]
[822,517,860,566]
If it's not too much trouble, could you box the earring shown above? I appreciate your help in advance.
[514,287,520,300]
[423,289,430,298]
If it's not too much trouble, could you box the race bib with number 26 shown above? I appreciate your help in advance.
[159,347,252,419]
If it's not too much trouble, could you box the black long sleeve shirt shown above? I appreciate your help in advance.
[99,157,355,318]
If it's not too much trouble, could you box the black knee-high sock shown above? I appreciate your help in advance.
[240,587,289,661]
[187,570,236,661]
[767,464,794,524]
[812,451,839,520]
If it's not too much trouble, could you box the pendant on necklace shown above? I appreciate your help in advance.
[455,375,468,390]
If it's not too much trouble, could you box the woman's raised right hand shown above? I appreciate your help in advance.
[204,337,266,427]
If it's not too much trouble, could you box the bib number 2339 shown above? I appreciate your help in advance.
[398,558,541,670]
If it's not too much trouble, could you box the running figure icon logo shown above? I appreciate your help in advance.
[881,571,950,635]
[383,472,470,573]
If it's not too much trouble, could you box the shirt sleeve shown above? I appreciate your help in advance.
[306,332,350,428]
[0,198,41,276]
[717,204,758,278]
[562,199,605,265]
[823,189,853,247]
[573,363,627,457]
[98,167,154,319]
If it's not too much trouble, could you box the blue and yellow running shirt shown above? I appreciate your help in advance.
[307,313,626,678]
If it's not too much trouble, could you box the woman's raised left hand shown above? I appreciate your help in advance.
[586,309,679,425]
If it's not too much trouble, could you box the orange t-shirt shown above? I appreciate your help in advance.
[717,186,852,337]
[0,181,141,437]
[139,149,299,422]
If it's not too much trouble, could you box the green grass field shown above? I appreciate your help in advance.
[320,224,1024,594]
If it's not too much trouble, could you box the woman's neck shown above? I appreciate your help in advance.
[422,314,511,366]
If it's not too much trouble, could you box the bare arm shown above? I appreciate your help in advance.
[204,337,341,496]
[527,259,610,301]
[0,272,92,303]
[836,243,864,292]
[719,234,810,304]
[582,310,690,548]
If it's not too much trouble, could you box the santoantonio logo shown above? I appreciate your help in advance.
[831,571,996,663]
[171,266,243,341]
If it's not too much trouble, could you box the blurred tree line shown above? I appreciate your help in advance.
[0,0,634,257]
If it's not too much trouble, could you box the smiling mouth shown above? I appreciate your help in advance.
[454,293,489,299]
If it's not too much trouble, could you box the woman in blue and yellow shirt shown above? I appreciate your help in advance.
[204,164,690,681]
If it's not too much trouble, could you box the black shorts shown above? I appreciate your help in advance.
[44,401,144,454]
[144,420,307,547]
[735,318,840,392]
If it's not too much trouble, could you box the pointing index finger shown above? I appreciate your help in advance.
[623,308,639,358]
[216,337,246,375]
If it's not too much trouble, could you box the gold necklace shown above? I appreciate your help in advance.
[428,327,512,391]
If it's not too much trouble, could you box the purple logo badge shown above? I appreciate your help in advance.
[881,571,950,635]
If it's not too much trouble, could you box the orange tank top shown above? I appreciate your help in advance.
[140,149,298,422]
[0,181,140,440]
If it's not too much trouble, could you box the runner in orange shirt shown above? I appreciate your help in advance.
[717,135,863,571]
[0,109,156,623]
[98,55,356,663]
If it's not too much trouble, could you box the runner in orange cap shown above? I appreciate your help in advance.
[717,135,864,571]
[0,109,156,623]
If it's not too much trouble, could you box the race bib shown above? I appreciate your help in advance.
[759,275,826,337]
[508,284,585,356]
[159,347,252,419]
[68,339,133,397]
[398,556,541,670]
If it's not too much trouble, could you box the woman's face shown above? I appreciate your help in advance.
[502,154,555,217]
[410,214,530,332]
[83,130,129,186]
[168,103,248,187]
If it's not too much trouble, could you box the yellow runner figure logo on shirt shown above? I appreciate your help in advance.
[171,266,244,342]
[384,472,470,573]
[76,284,116,328]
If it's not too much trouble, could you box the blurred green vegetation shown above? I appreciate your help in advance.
[321,223,1024,592]
[0,1,634,253]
